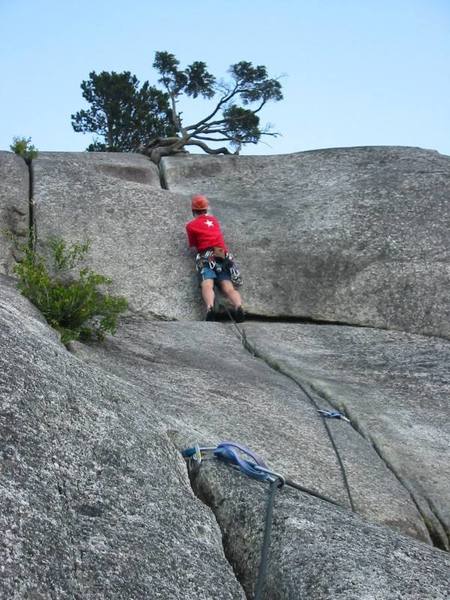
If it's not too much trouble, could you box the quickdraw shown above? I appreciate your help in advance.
[182,441,283,600]
[182,440,341,600]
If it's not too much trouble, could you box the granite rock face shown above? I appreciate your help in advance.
[192,460,450,600]
[2,147,450,598]
[242,323,450,551]
[162,147,450,338]
[0,276,244,599]
[33,152,200,320]
[2,273,448,598]
[0,151,29,275]
[31,147,450,336]
[71,318,437,546]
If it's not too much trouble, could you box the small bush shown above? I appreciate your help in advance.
[14,237,128,344]
[10,136,38,163]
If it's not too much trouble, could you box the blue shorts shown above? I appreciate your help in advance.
[200,264,231,282]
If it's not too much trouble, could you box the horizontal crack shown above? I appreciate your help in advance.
[217,311,449,342]
[215,312,373,327]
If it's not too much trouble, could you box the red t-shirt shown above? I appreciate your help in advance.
[185,214,228,252]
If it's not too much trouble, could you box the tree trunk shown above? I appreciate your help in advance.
[141,136,232,165]
[148,145,188,165]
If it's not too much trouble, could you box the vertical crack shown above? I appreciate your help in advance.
[237,329,355,512]
[235,326,448,551]
[27,157,36,250]
[304,379,449,552]
[166,432,248,599]
[7,155,35,270]
[157,158,169,190]
[362,433,449,551]
[427,498,450,551]
[184,462,251,599]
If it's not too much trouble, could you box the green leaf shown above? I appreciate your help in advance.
[13,236,128,345]
[10,137,38,162]
[71,71,174,151]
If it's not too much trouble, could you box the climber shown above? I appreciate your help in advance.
[185,194,245,322]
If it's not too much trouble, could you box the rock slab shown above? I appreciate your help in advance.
[32,152,200,320]
[71,318,435,546]
[162,147,450,338]
[242,322,450,551]
[0,275,244,599]
[193,460,450,600]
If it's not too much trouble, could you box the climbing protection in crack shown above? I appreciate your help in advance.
[222,307,355,512]
[219,307,445,549]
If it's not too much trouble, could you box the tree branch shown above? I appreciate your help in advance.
[185,140,232,154]
[143,136,181,150]
[195,105,263,133]
[193,128,230,135]
[185,91,268,138]
[185,83,240,131]
[194,119,227,133]
[191,135,234,142]
[259,130,279,138]
[252,98,267,115]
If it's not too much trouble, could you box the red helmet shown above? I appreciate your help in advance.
[191,194,209,211]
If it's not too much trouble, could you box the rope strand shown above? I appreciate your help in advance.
[222,305,355,512]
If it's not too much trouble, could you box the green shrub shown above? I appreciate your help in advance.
[14,237,128,344]
[10,136,38,163]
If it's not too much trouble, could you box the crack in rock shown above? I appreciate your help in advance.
[236,325,445,549]
[237,329,355,511]
[367,436,449,551]
[183,461,251,600]
[303,377,449,552]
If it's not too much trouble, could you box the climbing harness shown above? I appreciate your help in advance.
[195,249,243,287]
[195,249,217,272]
[182,440,340,600]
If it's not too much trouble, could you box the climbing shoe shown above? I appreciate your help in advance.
[234,306,245,323]
[205,308,216,322]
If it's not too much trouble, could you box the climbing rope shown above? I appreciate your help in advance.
[221,304,356,512]
[254,478,279,600]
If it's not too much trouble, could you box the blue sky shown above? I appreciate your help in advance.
[1,0,449,156]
